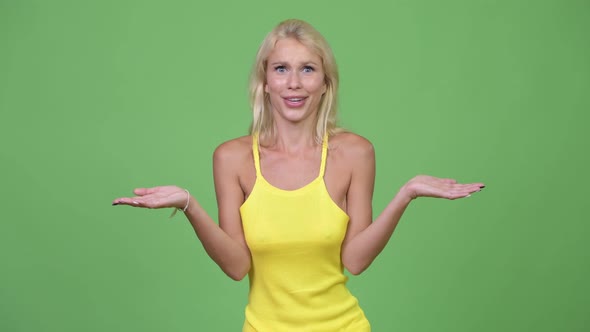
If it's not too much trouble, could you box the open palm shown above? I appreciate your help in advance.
[112,185,188,209]
[403,175,485,200]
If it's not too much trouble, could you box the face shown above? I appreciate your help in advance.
[265,38,326,126]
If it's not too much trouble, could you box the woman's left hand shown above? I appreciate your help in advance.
[401,175,485,201]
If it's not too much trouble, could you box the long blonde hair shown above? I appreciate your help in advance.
[249,19,341,145]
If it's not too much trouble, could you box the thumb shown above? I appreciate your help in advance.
[134,187,157,196]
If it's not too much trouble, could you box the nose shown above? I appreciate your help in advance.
[287,71,302,89]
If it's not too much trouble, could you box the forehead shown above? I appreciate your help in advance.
[267,38,322,64]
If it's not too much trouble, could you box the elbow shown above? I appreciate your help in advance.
[348,268,364,276]
[345,263,368,276]
[227,266,249,281]
[212,247,251,281]
[342,256,370,276]
[223,262,250,281]
[227,271,247,281]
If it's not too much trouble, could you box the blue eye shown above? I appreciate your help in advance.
[274,65,287,73]
[302,66,314,73]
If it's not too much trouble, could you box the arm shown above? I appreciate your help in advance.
[112,142,251,281]
[340,139,484,275]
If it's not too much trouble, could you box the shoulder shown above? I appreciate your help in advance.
[213,135,252,164]
[213,136,253,179]
[329,132,375,161]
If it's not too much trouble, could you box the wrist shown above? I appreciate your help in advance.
[183,196,197,215]
[179,189,190,211]
[398,183,416,203]
[169,189,191,218]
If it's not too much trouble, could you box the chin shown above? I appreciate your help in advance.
[281,109,314,123]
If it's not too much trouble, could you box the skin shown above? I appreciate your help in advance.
[112,37,485,279]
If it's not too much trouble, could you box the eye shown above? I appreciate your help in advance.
[274,65,287,73]
[302,66,315,73]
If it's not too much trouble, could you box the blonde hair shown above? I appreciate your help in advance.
[249,19,342,145]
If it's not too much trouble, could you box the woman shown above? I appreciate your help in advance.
[113,19,484,331]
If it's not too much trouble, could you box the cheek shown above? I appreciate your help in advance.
[312,80,327,95]
[265,76,279,93]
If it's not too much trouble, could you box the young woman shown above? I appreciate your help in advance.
[113,19,485,331]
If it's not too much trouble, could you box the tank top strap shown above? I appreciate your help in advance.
[252,133,262,177]
[319,133,329,178]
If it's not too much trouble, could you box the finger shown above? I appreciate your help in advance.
[447,191,474,200]
[458,187,482,196]
[468,183,485,192]
[112,197,126,205]
[443,184,476,198]
[452,183,484,191]
[112,197,144,206]
[454,185,485,199]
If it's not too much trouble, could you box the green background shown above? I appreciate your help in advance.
[1,0,588,331]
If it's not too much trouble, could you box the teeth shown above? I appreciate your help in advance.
[288,98,303,102]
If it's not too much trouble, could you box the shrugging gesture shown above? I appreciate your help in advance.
[112,18,486,331]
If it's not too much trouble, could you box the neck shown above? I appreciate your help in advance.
[267,121,318,154]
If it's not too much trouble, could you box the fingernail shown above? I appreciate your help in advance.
[133,201,139,204]
[480,185,486,189]
[466,194,471,198]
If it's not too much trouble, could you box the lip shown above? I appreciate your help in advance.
[282,96,307,108]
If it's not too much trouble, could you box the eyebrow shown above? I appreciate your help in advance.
[268,61,320,66]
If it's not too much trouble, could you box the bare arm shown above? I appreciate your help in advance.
[340,139,484,275]
[112,141,251,281]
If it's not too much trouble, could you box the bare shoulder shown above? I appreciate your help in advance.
[213,135,252,164]
[324,132,375,205]
[213,135,255,196]
[329,132,375,161]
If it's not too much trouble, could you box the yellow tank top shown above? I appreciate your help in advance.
[239,133,370,332]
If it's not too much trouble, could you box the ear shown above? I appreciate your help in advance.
[264,83,269,93]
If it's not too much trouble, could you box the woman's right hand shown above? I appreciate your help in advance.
[112,185,189,210]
